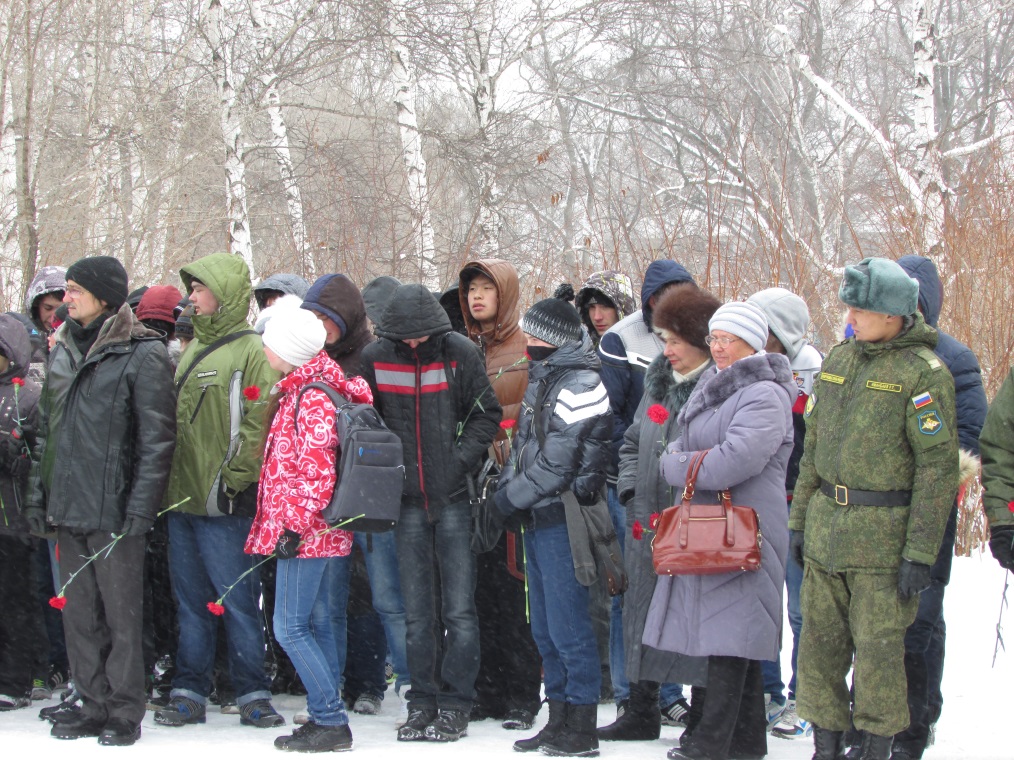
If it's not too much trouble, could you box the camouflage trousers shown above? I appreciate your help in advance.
[796,562,918,736]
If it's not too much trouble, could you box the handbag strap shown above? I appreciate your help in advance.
[678,449,738,548]
[176,329,255,393]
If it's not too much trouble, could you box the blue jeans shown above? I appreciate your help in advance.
[168,513,271,706]
[761,534,803,702]
[274,557,349,726]
[525,520,600,705]
[396,501,478,711]
[606,485,630,702]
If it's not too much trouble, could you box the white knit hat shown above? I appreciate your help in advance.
[708,301,769,353]
[262,306,327,367]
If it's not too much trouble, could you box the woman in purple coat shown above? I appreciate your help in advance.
[643,302,795,760]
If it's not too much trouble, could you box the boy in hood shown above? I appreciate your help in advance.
[575,270,637,346]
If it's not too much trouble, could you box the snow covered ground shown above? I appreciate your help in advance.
[3,553,1012,758]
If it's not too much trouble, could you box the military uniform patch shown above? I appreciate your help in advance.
[804,393,816,418]
[912,392,933,409]
[820,372,845,385]
[866,380,902,393]
[917,411,943,435]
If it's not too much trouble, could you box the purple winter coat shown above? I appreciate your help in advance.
[642,351,795,661]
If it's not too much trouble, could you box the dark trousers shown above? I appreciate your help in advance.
[0,535,39,698]
[30,538,68,679]
[58,528,146,724]
[682,656,767,760]
[474,529,543,716]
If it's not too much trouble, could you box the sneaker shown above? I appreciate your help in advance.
[146,691,172,711]
[274,721,353,752]
[353,693,382,715]
[31,679,52,701]
[424,708,469,742]
[47,666,70,692]
[397,706,436,741]
[614,699,628,720]
[385,661,396,685]
[764,694,785,730]
[661,697,690,727]
[51,713,105,740]
[502,708,535,730]
[0,694,31,711]
[154,695,207,726]
[220,697,240,715]
[240,698,285,728]
[98,717,141,746]
[40,693,82,724]
[771,699,812,739]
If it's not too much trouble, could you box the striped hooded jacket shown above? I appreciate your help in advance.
[360,284,501,518]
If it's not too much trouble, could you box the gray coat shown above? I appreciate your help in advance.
[643,352,794,661]
[617,352,710,685]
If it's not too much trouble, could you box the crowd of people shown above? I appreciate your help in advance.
[0,250,1012,760]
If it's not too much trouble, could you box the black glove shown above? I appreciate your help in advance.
[989,525,1014,571]
[618,488,635,506]
[120,514,154,537]
[897,558,932,601]
[789,530,805,567]
[9,454,31,481]
[275,529,302,560]
[23,507,46,535]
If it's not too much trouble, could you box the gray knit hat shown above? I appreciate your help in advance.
[839,257,919,316]
[747,287,810,360]
[521,298,583,347]
[708,301,768,353]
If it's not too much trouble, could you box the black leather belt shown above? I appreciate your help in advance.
[820,480,912,507]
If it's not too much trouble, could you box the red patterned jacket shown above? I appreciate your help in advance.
[245,350,373,558]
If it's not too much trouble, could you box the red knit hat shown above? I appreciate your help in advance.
[137,285,184,323]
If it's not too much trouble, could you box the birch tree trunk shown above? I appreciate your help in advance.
[390,4,439,288]
[204,0,255,275]
[911,0,946,267]
[1,68,23,308]
[467,0,501,259]
[249,0,313,277]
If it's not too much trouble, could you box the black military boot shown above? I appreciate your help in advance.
[857,732,894,760]
[514,700,567,752]
[596,681,661,741]
[812,725,846,760]
[542,703,599,757]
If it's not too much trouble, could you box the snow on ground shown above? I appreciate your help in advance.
[3,554,1012,758]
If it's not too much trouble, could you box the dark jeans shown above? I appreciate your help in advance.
[895,507,957,755]
[396,501,478,711]
[0,535,39,698]
[344,602,388,701]
[606,485,630,702]
[682,656,767,760]
[525,520,600,706]
[474,529,543,716]
[168,512,271,706]
[58,528,147,724]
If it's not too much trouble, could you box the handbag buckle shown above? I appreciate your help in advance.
[835,484,848,506]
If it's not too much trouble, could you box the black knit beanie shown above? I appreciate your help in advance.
[521,298,583,347]
[66,256,129,311]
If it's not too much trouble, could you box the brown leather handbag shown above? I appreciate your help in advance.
[651,450,762,575]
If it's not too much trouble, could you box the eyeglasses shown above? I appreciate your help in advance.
[65,286,85,298]
[705,335,740,347]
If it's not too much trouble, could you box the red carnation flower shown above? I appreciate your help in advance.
[1008,501,1014,514]
[500,419,517,431]
[49,595,67,610]
[207,601,226,616]
[632,520,644,540]
[647,404,669,425]
[649,512,661,530]
[242,386,261,401]
[12,377,25,387]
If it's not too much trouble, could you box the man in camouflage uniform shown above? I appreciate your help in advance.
[981,364,1014,572]
[789,257,959,760]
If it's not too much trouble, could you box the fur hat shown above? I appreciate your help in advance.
[839,257,919,316]
[652,287,721,352]
[65,256,129,311]
[521,298,583,347]
[262,305,326,367]
[708,301,769,353]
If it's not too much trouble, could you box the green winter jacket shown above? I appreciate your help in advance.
[790,314,958,570]
[980,366,1014,529]
[165,253,279,516]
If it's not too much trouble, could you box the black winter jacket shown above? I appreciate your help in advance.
[0,315,41,536]
[26,304,177,532]
[361,284,501,518]
[495,337,613,526]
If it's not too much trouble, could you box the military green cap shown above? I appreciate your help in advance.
[839,257,919,316]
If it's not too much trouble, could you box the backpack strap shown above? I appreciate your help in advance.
[293,381,348,434]
[176,329,255,393]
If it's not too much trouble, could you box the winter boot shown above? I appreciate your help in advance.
[597,681,661,741]
[679,685,707,748]
[274,721,354,751]
[514,699,567,752]
[811,726,846,760]
[424,708,469,741]
[542,703,600,757]
[856,732,893,760]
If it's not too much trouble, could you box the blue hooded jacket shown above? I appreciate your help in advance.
[598,260,696,471]
[897,255,987,454]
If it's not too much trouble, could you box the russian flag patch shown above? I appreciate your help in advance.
[912,392,933,409]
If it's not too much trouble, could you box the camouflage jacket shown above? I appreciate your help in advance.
[789,314,958,571]
[980,366,1014,529]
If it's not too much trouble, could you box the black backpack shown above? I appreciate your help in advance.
[295,382,405,532]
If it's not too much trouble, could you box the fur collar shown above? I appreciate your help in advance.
[644,351,712,408]
[678,352,795,427]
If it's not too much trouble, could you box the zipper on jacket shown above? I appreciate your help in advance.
[190,384,211,424]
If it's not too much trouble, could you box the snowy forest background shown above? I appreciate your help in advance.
[2,0,1013,392]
